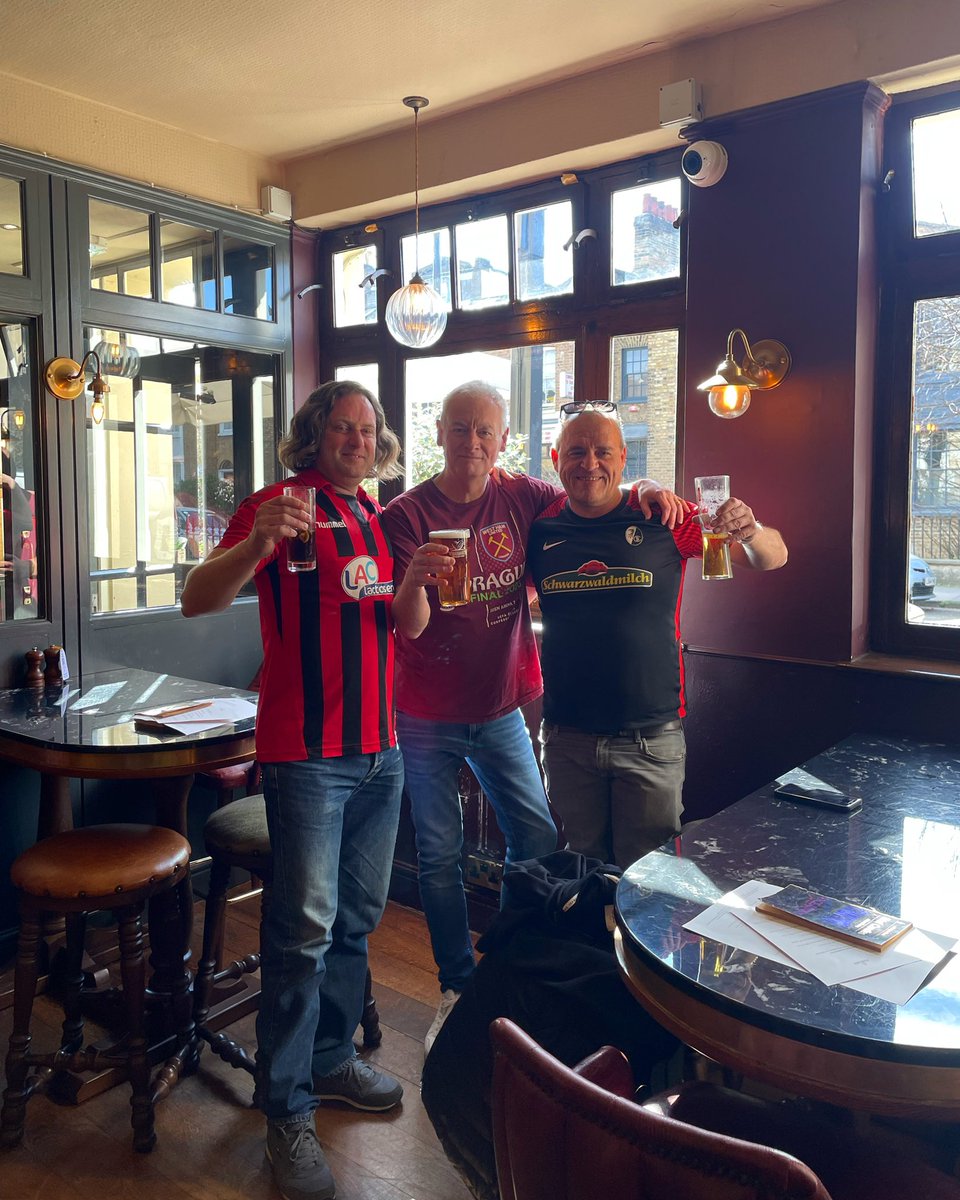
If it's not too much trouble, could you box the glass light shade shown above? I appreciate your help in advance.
[385,275,447,349]
[707,384,752,419]
[93,339,140,378]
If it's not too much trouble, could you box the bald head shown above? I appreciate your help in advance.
[553,410,627,517]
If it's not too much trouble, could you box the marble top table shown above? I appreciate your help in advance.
[0,667,259,1093]
[0,666,257,838]
[615,733,960,1119]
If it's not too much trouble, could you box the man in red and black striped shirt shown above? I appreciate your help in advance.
[182,381,406,1200]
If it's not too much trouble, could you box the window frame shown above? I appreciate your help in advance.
[874,85,960,658]
[319,150,687,505]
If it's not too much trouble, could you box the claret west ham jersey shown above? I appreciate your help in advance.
[218,469,395,761]
[528,486,702,735]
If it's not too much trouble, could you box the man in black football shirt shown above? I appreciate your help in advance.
[528,403,787,868]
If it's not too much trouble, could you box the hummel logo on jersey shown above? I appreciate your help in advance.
[542,539,566,550]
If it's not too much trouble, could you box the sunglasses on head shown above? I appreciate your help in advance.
[559,400,619,419]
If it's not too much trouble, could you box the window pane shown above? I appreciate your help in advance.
[913,109,960,238]
[404,343,574,487]
[160,218,216,309]
[223,235,275,320]
[610,330,679,490]
[1,321,40,621]
[514,201,573,301]
[334,364,381,501]
[333,246,378,326]
[86,329,280,614]
[455,215,509,309]
[907,297,960,628]
[611,179,681,285]
[0,177,24,276]
[89,199,152,298]
[401,229,452,310]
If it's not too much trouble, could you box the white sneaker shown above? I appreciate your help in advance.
[424,989,460,1058]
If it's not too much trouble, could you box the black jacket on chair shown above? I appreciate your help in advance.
[421,851,680,1200]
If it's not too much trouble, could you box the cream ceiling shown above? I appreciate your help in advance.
[0,0,837,163]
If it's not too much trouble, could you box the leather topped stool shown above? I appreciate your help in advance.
[1,824,191,1153]
[194,792,382,1078]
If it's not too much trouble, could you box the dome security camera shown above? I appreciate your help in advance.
[681,141,728,188]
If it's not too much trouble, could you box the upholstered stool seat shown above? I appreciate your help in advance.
[194,793,382,1078]
[12,824,189,901]
[1,824,191,1154]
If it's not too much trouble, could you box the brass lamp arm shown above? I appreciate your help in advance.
[44,351,109,402]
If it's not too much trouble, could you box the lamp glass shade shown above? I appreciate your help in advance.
[707,384,752,419]
[385,276,447,349]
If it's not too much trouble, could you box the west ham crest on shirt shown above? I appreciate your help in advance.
[478,521,521,566]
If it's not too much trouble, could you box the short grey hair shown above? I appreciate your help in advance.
[553,407,624,452]
[439,380,510,430]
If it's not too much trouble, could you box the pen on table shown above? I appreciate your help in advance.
[151,700,213,718]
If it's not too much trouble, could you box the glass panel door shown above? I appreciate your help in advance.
[0,320,41,622]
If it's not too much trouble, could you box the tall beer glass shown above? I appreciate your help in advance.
[429,529,471,609]
[284,484,317,572]
[694,475,733,581]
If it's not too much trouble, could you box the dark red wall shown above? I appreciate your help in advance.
[681,83,888,665]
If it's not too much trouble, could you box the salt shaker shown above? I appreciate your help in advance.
[43,645,63,687]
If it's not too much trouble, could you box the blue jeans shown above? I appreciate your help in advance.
[255,746,403,1120]
[397,709,558,992]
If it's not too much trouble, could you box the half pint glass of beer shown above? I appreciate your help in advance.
[429,528,471,610]
[283,484,317,572]
[694,474,733,581]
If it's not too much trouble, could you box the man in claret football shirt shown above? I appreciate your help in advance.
[528,402,788,871]
[382,380,686,1056]
[182,380,420,1200]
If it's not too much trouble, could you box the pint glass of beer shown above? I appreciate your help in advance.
[694,475,733,581]
[429,529,471,610]
[283,484,317,572]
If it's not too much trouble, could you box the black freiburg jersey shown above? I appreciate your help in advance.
[528,487,702,734]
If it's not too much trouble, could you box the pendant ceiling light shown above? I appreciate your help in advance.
[385,96,447,349]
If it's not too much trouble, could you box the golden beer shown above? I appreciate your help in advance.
[429,529,471,609]
[701,532,732,580]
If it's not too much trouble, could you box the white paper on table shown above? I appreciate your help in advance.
[683,880,958,1005]
[135,696,258,734]
[683,881,803,969]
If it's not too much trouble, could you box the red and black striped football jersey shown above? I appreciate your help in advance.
[218,470,395,761]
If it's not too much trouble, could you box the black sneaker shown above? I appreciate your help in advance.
[313,1054,403,1111]
[266,1117,336,1200]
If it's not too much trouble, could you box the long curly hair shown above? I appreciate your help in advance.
[277,379,402,480]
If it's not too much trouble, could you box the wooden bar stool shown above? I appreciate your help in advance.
[0,824,191,1154]
[194,792,382,1078]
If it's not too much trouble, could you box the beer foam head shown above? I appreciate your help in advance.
[429,529,471,539]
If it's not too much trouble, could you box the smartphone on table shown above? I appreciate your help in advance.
[773,767,862,813]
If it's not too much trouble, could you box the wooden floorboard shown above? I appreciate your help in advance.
[0,900,474,1200]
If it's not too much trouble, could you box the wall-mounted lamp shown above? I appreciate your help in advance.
[697,328,791,419]
[0,408,24,442]
[44,351,109,425]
